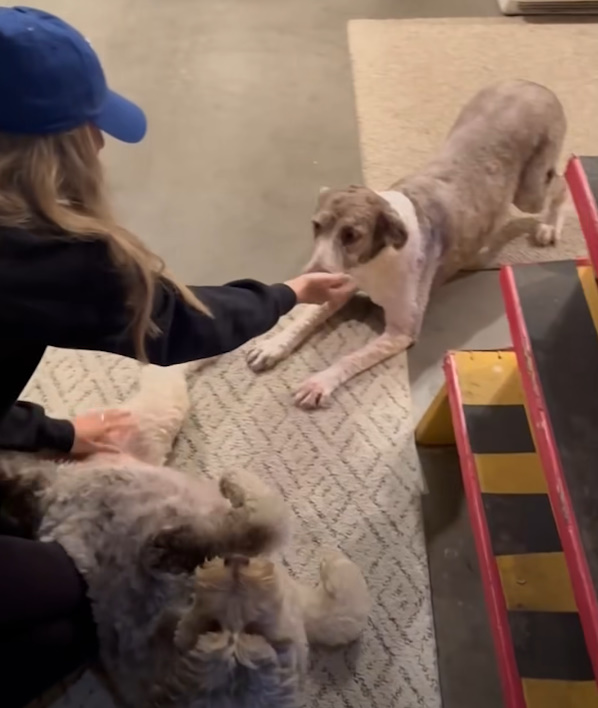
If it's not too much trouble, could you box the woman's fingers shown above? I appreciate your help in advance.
[101,409,134,424]
[285,272,357,305]
[90,441,121,455]
[100,410,136,434]
[324,274,358,304]
[71,409,136,456]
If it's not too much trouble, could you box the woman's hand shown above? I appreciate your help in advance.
[71,410,134,456]
[285,273,356,306]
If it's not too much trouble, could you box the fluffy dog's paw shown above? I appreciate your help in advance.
[294,374,334,409]
[245,338,287,372]
[219,471,290,554]
[306,550,371,646]
[319,551,368,599]
[219,474,246,508]
[532,223,558,247]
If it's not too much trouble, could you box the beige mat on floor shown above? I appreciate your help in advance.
[348,17,598,267]
[29,305,437,708]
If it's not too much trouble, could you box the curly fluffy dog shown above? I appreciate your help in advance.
[0,364,370,708]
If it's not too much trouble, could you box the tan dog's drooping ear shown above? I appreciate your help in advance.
[374,208,408,250]
[315,186,333,214]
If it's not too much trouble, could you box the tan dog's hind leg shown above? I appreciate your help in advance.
[533,174,568,246]
[472,172,568,269]
[501,175,568,250]
[510,103,566,248]
[246,298,351,373]
[299,550,370,646]
[293,330,411,409]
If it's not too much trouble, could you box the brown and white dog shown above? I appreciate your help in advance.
[246,80,568,408]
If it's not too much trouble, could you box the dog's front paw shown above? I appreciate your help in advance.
[294,374,335,409]
[305,550,371,646]
[219,474,246,508]
[245,338,287,373]
[219,471,289,554]
[533,223,558,247]
[319,551,368,599]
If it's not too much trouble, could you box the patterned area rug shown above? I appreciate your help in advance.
[348,18,598,267]
[25,303,439,708]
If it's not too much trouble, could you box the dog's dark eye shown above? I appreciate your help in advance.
[243,622,262,635]
[340,227,357,246]
[203,619,222,634]
[312,220,322,237]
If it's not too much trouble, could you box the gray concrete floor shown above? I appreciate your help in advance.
[410,270,510,420]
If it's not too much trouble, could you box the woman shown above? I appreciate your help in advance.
[0,7,354,706]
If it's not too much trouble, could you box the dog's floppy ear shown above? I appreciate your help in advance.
[374,209,408,250]
[316,186,334,210]
[227,515,282,557]
[141,515,284,575]
[219,472,289,555]
[141,524,214,574]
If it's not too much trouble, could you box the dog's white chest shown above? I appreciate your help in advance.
[351,243,421,332]
[351,248,409,307]
[349,191,423,326]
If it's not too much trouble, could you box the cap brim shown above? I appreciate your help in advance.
[93,89,147,144]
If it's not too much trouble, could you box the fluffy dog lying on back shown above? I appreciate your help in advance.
[0,363,370,708]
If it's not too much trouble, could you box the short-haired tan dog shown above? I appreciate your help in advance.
[246,80,567,408]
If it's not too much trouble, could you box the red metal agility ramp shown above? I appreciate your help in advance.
[416,156,598,708]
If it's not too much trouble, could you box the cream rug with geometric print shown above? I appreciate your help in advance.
[348,17,598,267]
[26,303,438,708]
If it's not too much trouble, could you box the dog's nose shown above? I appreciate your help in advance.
[224,554,250,569]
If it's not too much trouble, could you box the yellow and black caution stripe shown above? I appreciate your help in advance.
[505,262,598,597]
[502,260,598,674]
[447,350,598,708]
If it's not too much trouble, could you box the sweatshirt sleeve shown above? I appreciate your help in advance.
[98,278,297,365]
[138,279,297,365]
[0,402,74,453]
[0,229,298,366]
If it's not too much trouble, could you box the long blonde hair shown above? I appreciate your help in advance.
[0,125,209,361]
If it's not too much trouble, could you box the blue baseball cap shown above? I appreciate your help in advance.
[0,6,146,143]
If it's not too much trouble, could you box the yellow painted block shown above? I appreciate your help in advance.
[475,453,546,494]
[415,384,455,446]
[453,350,525,406]
[578,266,598,336]
[523,678,598,708]
[496,552,577,612]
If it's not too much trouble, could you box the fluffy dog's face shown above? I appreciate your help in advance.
[173,555,307,707]
[305,185,408,273]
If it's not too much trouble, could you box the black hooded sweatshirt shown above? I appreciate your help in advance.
[0,226,296,452]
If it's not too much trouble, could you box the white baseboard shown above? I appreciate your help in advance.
[497,0,520,13]
[498,0,598,13]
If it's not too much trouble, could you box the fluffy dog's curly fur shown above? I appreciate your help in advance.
[0,364,370,708]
